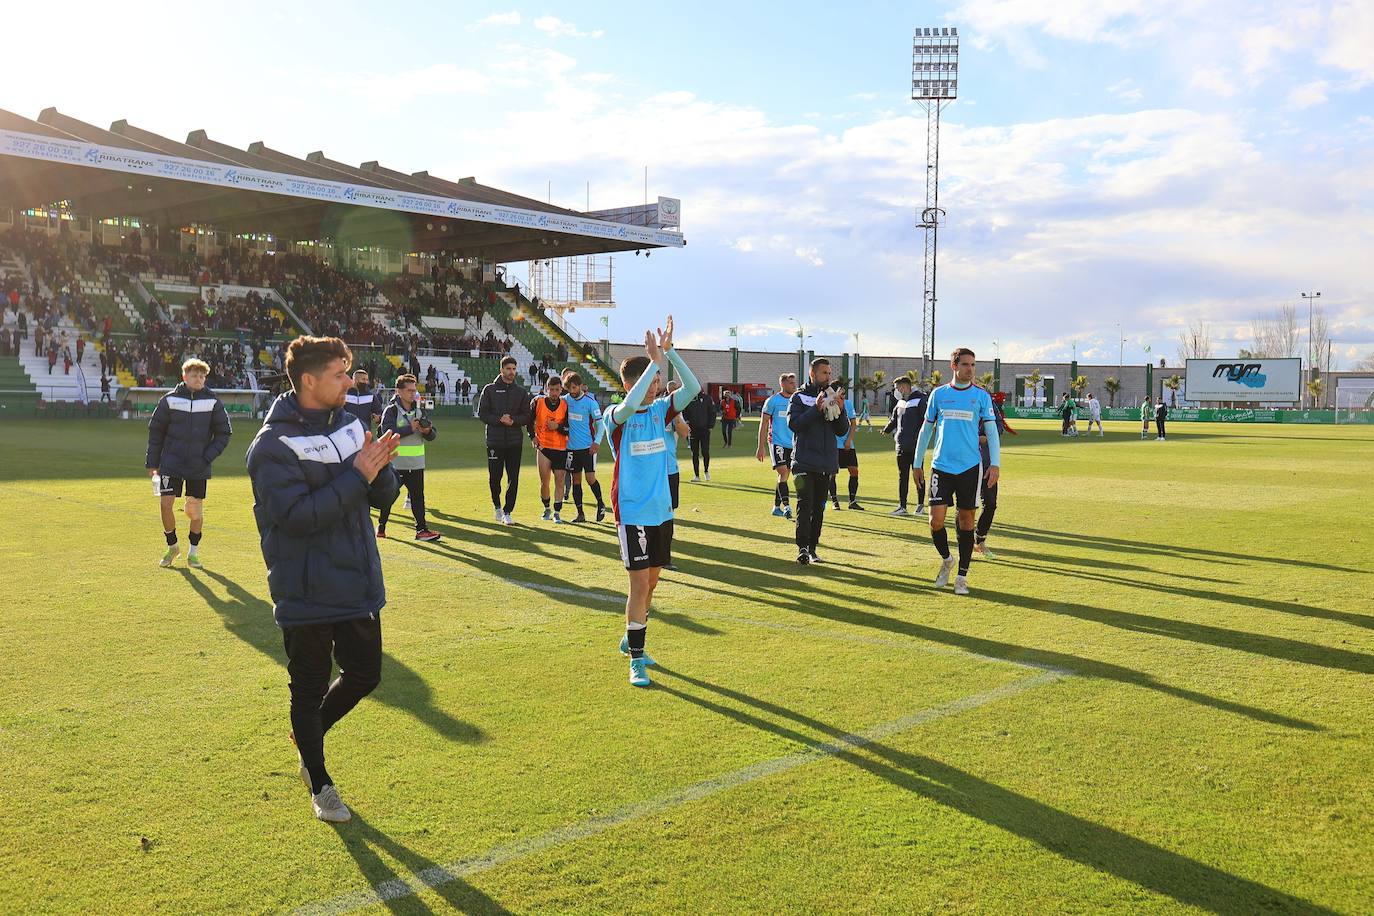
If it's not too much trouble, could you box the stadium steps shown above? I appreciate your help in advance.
[13,320,108,401]
[490,289,618,392]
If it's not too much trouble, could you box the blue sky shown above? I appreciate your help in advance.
[9,0,1374,366]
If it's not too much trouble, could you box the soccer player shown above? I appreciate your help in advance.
[145,357,232,568]
[828,384,864,510]
[1140,396,1152,439]
[756,372,798,518]
[561,370,608,522]
[376,374,440,541]
[1084,391,1104,436]
[974,390,1016,557]
[682,388,717,481]
[883,376,927,516]
[788,358,852,565]
[477,356,531,524]
[1155,399,1169,440]
[1059,393,1078,437]
[245,335,401,823]
[529,375,571,523]
[664,379,690,513]
[913,348,1001,595]
[606,316,699,687]
[343,368,382,432]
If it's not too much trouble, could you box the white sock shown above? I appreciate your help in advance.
[188,545,199,556]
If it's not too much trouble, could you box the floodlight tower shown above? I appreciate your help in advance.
[912,26,958,378]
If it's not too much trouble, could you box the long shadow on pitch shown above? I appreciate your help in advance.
[330,813,512,915]
[997,523,1365,574]
[653,668,1333,915]
[655,554,1320,731]
[179,569,487,745]
[995,556,1374,632]
[991,546,1240,585]
[398,536,724,637]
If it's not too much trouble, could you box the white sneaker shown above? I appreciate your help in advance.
[691,475,701,483]
[501,511,514,526]
[311,784,352,823]
[954,575,970,595]
[890,506,908,516]
[403,496,411,509]
[934,556,956,588]
[914,505,927,516]
[705,472,712,481]
[494,506,504,522]
[159,545,180,568]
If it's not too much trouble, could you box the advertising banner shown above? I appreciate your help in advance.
[1184,358,1301,403]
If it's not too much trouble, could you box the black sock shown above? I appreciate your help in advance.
[306,763,333,795]
[976,506,996,541]
[541,496,550,508]
[189,531,202,546]
[554,501,563,514]
[573,485,584,511]
[848,476,859,501]
[774,482,782,507]
[780,480,790,505]
[164,529,177,546]
[957,528,974,576]
[932,526,950,559]
[627,623,647,659]
[589,481,604,507]
[828,478,838,500]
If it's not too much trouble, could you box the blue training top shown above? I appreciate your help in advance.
[919,382,999,474]
[563,392,602,450]
[835,398,856,448]
[761,392,794,448]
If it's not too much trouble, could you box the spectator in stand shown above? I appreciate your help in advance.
[47,343,57,374]
[100,375,112,404]
[76,336,85,364]
[460,377,472,405]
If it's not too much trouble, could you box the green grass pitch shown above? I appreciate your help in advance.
[1,416,1371,914]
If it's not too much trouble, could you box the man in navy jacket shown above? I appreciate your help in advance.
[343,368,383,432]
[788,357,852,565]
[245,336,400,824]
[882,377,928,516]
[145,357,232,569]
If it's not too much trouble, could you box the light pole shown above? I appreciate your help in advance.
[1302,291,1321,407]
[788,317,805,378]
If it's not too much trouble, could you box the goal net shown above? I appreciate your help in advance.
[1334,386,1374,424]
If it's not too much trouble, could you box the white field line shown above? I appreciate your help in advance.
[295,669,1067,916]
[0,483,1062,675]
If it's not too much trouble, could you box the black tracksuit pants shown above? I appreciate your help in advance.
[1156,417,1166,439]
[793,471,831,552]
[379,468,426,530]
[283,617,382,772]
[487,444,522,511]
[689,430,711,476]
[896,450,926,508]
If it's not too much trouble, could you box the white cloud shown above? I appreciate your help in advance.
[1107,78,1143,103]
[1190,66,1238,97]
[533,15,604,39]
[470,11,521,29]
[1322,1,1374,82]
[329,63,491,103]
[1286,80,1330,108]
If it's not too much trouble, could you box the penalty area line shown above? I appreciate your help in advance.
[295,669,1067,915]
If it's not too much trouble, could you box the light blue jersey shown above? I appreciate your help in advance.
[563,392,602,450]
[835,398,857,448]
[922,383,997,473]
[608,396,680,526]
[761,393,794,448]
[664,414,680,474]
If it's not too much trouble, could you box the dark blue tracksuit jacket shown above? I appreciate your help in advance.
[245,392,400,628]
[145,382,232,478]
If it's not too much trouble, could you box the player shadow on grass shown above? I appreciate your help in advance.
[993,554,1374,632]
[178,569,487,745]
[651,667,1334,916]
[647,550,1323,732]
[397,534,724,637]
[997,523,1365,574]
[329,813,512,915]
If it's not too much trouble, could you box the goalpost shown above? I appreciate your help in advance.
[1334,386,1374,424]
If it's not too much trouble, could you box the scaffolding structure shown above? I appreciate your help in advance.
[527,254,616,318]
[912,26,958,378]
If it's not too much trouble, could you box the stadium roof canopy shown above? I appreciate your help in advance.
[0,108,684,263]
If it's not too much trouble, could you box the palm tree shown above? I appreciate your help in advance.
[926,369,943,389]
[1026,369,1042,407]
[1071,375,1088,397]
[1307,378,1325,408]
[1104,376,1121,407]
[1164,374,1183,408]
[977,371,995,390]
